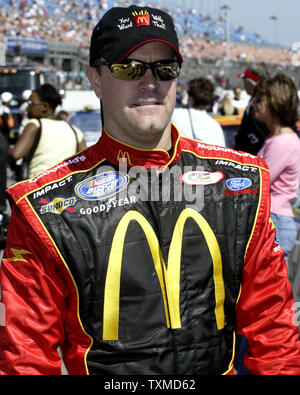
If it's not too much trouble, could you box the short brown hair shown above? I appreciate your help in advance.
[188,77,214,110]
[255,73,299,127]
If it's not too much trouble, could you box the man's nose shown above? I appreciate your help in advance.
[138,68,159,89]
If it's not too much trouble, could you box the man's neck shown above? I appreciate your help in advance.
[104,124,173,151]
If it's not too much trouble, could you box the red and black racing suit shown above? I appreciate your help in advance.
[0,125,300,375]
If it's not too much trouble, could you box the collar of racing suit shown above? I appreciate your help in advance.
[97,123,182,169]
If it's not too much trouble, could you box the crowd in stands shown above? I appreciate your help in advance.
[0,0,296,68]
[180,36,293,68]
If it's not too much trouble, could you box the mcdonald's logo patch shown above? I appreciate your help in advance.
[132,10,150,26]
[134,14,150,26]
[117,150,133,166]
[75,171,129,201]
[103,208,225,341]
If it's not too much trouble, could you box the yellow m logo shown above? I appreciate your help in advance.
[103,208,225,340]
[136,16,148,23]
[117,150,133,166]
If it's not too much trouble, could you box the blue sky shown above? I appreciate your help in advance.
[169,0,299,47]
[218,0,300,48]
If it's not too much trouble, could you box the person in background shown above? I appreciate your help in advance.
[233,87,242,101]
[18,89,32,134]
[0,92,14,145]
[234,64,270,154]
[8,84,86,179]
[254,73,300,267]
[0,130,8,249]
[218,92,238,116]
[232,87,247,112]
[56,110,70,121]
[172,77,226,146]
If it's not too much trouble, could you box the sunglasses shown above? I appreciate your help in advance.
[27,101,46,107]
[94,59,181,81]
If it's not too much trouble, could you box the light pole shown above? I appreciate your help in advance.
[221,4,231,63]
[270,15,278,45]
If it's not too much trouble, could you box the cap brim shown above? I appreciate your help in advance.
[116,39,183,64]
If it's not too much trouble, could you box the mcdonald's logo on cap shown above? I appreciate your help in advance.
[132,10,150,26]
[102,208,225,340]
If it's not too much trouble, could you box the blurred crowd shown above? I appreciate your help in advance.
[0,0,295,67]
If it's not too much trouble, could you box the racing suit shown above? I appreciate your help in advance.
[0,125,300,375]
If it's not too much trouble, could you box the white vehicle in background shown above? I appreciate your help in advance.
[61,90,100,113]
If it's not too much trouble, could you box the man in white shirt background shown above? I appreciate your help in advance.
[172,77,226,146]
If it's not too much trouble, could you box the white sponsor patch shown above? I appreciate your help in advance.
[179,170,225,185]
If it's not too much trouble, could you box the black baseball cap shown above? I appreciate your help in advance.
[89,5,183,66]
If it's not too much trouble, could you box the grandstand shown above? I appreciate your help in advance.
[0,0,298,89]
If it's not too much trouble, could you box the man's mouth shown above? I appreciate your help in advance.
[133,101,161,107]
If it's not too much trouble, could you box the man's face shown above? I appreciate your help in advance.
[87,42,178,149]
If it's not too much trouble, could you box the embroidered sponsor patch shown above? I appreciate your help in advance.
[32,176,73,199]
[75,172,129,201]
[179,170,225,185]
[215,160,258,172]
[226,178,252,191]
[39,197,77,215]
[132,10,150,26]
[224,189,258,197]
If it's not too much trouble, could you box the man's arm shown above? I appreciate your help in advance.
[235,186,300,374]
[0,204,67,375]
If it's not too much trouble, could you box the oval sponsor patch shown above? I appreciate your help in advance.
[75,172,129,200]
[179,170,225,185]
[226,178,252,191]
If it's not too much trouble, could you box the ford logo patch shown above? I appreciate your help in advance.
[226,178,252,191]
[75,172,129,200]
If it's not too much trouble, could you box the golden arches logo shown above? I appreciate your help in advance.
[103,209,225,340]
[132,11,150,26]
[135,15,150,24]
[117,150,133,166]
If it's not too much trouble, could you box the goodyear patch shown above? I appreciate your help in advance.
[39,197,77,215]
[75,172,129,201]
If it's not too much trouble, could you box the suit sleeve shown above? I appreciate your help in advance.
[0,204,67,375]
[235,170,300,375]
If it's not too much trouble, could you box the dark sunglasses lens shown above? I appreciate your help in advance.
[109,60,180,81]
[110,61,146,81]
[155,62,180,81]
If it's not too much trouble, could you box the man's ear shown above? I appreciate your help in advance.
[86,66,102,99]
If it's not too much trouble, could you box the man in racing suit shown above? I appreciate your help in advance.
[1,5,300,375]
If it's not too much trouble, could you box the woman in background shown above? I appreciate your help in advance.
[254,73,300,267]
[9,84,86,179]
